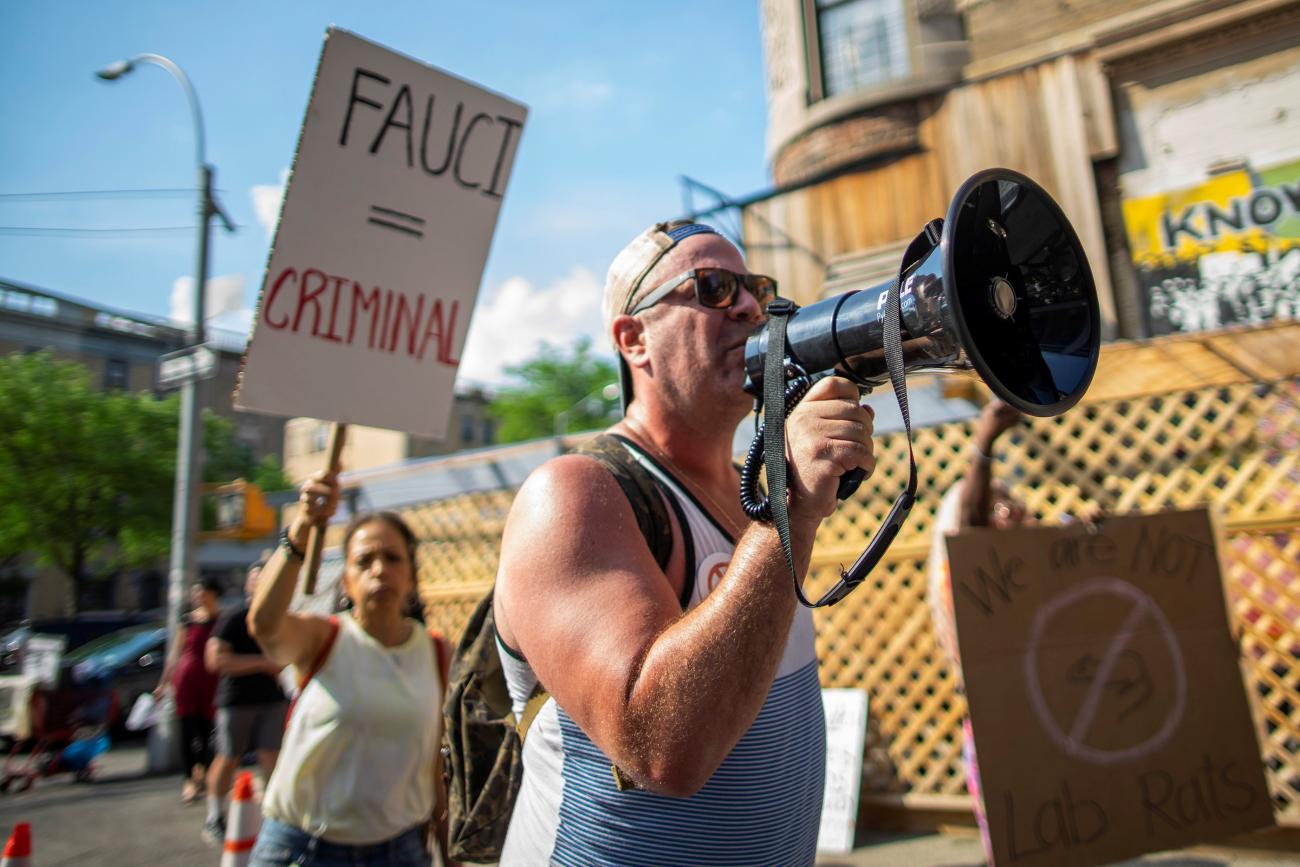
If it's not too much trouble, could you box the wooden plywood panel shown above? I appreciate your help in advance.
[1088,342,1241,400]
[1078,52,1120,159]
[1087,321,1300,401]
[1206,321,1300,381]
[744,54,1159,335]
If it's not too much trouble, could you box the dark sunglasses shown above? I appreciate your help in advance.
[630,268,778,315]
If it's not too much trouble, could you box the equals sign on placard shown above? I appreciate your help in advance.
[367,205,425,239]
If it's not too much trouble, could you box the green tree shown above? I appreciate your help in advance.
[0,351,290,608]
[250,454,292,493]
[202,412,291,491]
[0,351,177,602]
[488,338,619,443]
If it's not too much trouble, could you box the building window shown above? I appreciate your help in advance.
[460,414,476,444]
[813,0,910,99]
[237,427,260,455]
[482,418,496,445]
[105,358,128,390]
[311,423,329,452]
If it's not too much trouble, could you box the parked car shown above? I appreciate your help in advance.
[0,625,31,672]
[0,610,165,674]
[57,622,168,733]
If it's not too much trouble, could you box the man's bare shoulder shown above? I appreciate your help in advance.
[500,453,651,578]
[507,452,637,536]
[497,452,678,665]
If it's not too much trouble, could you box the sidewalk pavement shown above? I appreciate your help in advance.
[0,739,217,865]
[817,828,1297,866]
[0,742,1293,866]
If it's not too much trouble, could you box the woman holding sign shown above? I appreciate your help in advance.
[927,399,1026,864]
[246,471,453,867]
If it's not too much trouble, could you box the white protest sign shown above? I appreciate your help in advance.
[817,687,869,854]
[236,28,527,437]
[0,675,36,740]
[22,634,66,687]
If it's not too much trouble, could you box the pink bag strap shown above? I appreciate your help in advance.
[286,615,340,725]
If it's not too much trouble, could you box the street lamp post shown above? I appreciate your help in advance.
[96,55,232,772]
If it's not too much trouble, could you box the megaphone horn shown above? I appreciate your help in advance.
[740,168,1102,608]
[743,167,1101,417]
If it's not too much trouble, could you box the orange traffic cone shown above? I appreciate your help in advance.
[0,822,31,867]
[220,772,261,867]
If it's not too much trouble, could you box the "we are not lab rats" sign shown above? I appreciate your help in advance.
[237,28,526,437]
[948,509,1273,867]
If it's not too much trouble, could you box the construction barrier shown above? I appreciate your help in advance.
[1,822,31,867]
[220,771,261,867]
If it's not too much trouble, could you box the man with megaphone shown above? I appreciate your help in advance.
[491,221,877,866]
[488,168,1101,864]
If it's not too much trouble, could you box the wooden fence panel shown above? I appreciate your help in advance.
[409,377,1300,826]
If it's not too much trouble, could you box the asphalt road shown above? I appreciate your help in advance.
[0,740,215,865]
[0,742,1293,866]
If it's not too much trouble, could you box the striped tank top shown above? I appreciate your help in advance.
[498,438,825,866]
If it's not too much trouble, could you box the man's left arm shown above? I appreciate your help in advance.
[205,613,282,676]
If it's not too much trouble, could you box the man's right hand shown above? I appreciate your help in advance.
[783,375,876,531]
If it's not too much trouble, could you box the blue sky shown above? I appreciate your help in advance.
[0,2,771,385]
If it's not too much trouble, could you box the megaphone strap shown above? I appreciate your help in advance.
[752,262,919,608]
[760,299,801,598]
[829,253,920,595]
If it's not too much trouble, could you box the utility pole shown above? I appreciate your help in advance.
[96,55,233,773]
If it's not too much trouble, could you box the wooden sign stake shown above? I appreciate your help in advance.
[302,422,347,594]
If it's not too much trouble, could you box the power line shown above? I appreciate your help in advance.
[0,225,201,237]
[0,188,201,201]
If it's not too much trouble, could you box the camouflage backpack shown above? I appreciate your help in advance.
[440,433,675,862]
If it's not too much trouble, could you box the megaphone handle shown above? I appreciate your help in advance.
[836,467,867,501]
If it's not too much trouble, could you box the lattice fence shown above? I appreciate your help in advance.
[412,377,1300,827]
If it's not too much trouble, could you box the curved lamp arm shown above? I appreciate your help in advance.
[96,53,206,171]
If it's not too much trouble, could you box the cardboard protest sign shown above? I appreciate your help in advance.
[236,28,526,437]
[947,508,1272,867]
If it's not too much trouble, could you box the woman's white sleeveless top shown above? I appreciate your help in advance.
[262,612,441,844]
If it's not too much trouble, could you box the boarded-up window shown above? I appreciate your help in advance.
[817,0,910,98]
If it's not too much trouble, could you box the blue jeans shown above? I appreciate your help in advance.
[249,818,429,867]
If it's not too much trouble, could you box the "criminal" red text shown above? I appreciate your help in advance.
[261,265,461,367]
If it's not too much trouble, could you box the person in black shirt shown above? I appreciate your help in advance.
[201,563,287,845]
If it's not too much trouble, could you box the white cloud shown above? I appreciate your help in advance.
[251,169,289,240]
[563,79,614,108]
[532,75,615,113]
[170,273,248,324]
[206,308,255,338]
[521,199,620,238]
[458,267,609,386]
